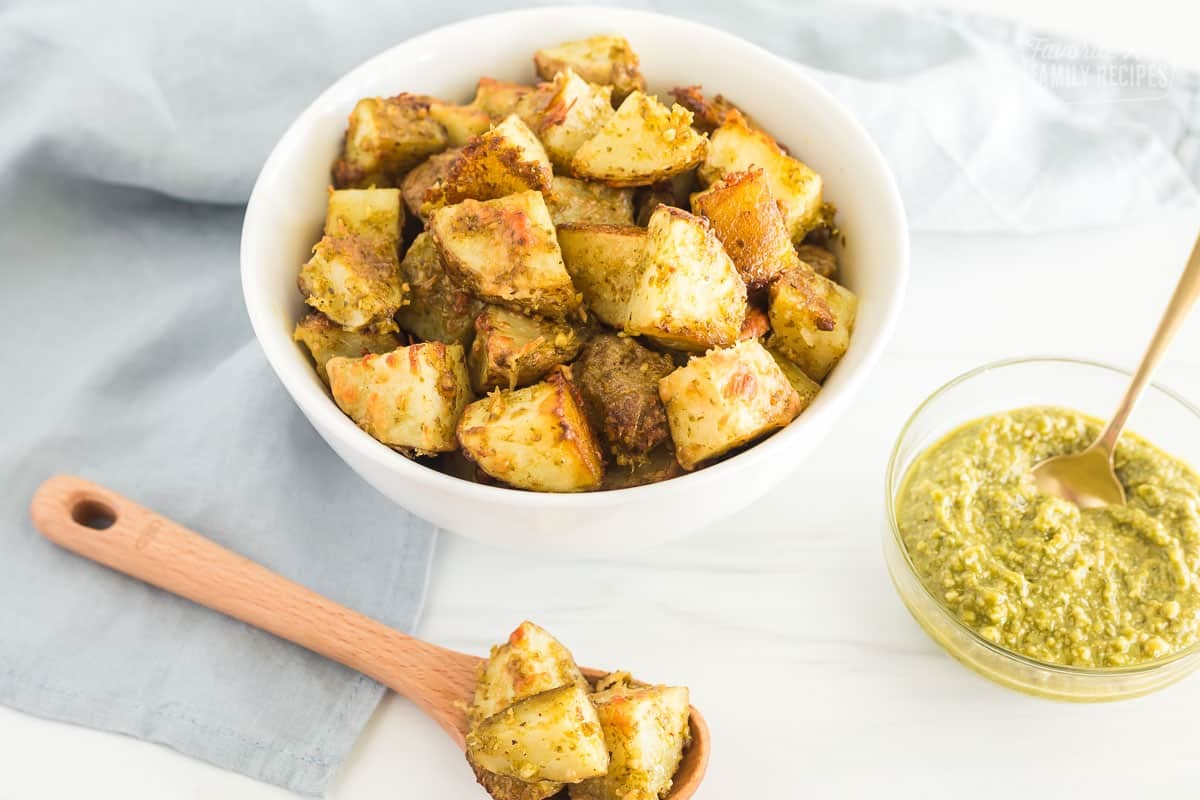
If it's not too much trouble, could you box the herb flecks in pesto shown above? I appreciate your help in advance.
[897,406,1200,668]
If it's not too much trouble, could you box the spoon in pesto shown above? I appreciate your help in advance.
[1032,231,1200,509]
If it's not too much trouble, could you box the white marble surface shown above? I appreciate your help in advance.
[5,1,1200,798]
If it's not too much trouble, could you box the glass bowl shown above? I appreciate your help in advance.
[884,356,1200,701]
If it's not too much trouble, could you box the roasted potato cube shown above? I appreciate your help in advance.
[572,92,707,187]
[624,206,747,352]
[431,191,579,317]
[658,340,802,470]
[738,304,770,341]
[634,170,696,226]
[469,621,592,800]
[324,187,405,246]
[472,77,536,121]
[568,684,691,800]
[428,101,491,146]
[534,35,645,101]
[768,266,858,381]
[469,305,586,393]
[556,224,646,328]
[395,232,483,347]
[293,311,402,385]
[471,621,591,723]
[426,115,552,209]
[299,188,406,330]
[699,112,824,242]
[466,684,609,784]
[573,333,674,464]
[458,366,604,492]
[531,69,614,172]
[332,94,449,188]
[795,243,838,279]
[400,148,461,222]
[692,168,799,289]
[326,342,472,455]
[767,345,821,411]
[669,85,748,135]
[547,176,635,226]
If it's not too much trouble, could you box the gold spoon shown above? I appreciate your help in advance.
[1032,231,1200,508]
[29,475,710,798]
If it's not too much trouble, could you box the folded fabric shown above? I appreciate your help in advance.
[0,1,1196,796]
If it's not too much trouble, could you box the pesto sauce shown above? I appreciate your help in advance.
[897,406,1200,668]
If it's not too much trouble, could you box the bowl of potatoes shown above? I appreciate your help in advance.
[241,7,908,553]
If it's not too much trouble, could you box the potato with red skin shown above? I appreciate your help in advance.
[658,339,801,470]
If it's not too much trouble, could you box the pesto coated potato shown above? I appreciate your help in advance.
[298,188,406,330]
[533,35,645,101]
[469,305,586,393]
[556,223,647,328]
[700,111,825,242]
[292,311,402,385]
[546,176,636,227]
[467,684,609,784]
[468,621,594,800]
[326,342,473,456]
[568,684,691,800]
[424,115,553,211]
[395,232,483,347]
[332,94,449,188]
[457,366,605,492]
[430,191,579,318]
[768,265,858,382]
[623,205,747,352]
[573,92,707,188]
[658,339,802,470]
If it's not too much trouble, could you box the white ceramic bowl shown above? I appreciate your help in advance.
[241,7,909,554]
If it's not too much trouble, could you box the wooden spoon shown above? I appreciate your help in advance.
[29,475,709,797]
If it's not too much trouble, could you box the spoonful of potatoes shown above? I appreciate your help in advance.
[30,476,709,799]
[1032,231,1200,508]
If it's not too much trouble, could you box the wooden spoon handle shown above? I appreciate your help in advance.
[29,475,475,744]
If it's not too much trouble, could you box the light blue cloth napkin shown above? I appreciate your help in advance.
[1,0,1198,796]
